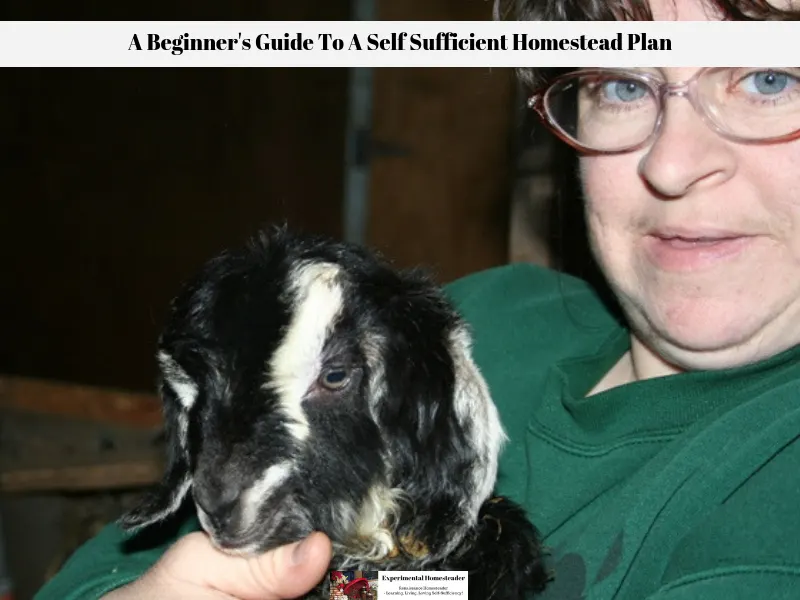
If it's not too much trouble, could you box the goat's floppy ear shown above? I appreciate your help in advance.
[450,325,507,447]
[119,367,194,532]
[448,325,507,502]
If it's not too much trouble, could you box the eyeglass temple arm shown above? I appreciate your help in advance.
[526,91,547,119]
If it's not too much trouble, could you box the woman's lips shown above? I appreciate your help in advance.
[643,232,754,272]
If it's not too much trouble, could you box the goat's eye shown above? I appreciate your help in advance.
[319,367,350,390]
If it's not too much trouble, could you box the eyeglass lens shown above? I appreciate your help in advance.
[543,68,800,151]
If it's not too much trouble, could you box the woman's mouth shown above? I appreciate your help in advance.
[644,232,755,272]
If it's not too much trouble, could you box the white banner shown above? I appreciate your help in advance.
[378,571,468,598]
[0,20,797,67]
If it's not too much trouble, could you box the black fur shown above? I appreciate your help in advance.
[121,226,549,599]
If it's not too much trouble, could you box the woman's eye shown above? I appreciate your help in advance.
[741,70,793,96]
[600,78,648,103]
[319,368,350,390]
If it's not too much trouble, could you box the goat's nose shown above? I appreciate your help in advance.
[193,484,241,529]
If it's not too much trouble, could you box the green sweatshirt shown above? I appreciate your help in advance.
[36,264,800,600]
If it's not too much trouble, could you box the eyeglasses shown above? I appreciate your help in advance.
[527,67,800,154]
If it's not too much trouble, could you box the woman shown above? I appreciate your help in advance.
[36,0,800,598]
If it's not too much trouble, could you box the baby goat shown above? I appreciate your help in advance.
[121,227,548,599]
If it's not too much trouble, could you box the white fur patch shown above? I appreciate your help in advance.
[196,503,214,533]
[335,485,402,562]
[158,351,199,410]
[267,261,345,442]
[239,461,294,530]
[177,412,189,450]
[360,333,387,422]
[141,477,192,531]
[449,326,507,520]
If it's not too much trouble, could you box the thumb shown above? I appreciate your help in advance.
[165,531,333,600]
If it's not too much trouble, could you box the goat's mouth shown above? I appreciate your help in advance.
[202,520,308,556]
[208,532,264,556]
[196,497,314,556]
[195,506,261,554]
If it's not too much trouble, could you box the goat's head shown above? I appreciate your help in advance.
[122,227,506,565]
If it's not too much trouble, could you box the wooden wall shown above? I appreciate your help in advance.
[2,0,353,395]
[1,3,522,599]
[3,3,356,598]
[1,0,518,395]
[367,0,517,283]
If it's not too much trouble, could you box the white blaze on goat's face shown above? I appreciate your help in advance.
[267,261,345,442]
[239,460,294,530]
[449,326,507,519]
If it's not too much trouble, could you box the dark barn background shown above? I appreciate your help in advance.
[0,2,591,598]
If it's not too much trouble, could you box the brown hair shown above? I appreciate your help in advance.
[495,0,800,87]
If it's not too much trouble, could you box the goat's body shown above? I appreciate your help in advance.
[313,496,548,600]
[122,226,549,598]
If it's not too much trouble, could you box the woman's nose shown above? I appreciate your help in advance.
[638,97,737,199]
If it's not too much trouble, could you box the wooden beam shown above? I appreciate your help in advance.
[1,461,163,493]
[0,375,162,429]
[0,377,165,492]
[1,408,164,493]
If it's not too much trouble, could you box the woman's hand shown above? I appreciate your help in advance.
[103,531,332,600]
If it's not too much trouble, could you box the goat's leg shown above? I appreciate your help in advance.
[446,496,551,600]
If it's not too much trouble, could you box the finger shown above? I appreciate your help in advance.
[164,531,333,600]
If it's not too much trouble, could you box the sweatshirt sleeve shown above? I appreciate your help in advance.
[645,567,800,600]
[642,429,800,600]
[34,513,200,600]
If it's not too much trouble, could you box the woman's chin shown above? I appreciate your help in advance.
[638,318,780,372]
[627,299,778,371]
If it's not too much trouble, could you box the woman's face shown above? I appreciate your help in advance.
[581,0,800,371]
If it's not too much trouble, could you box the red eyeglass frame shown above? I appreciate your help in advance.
[526,67,800,155]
